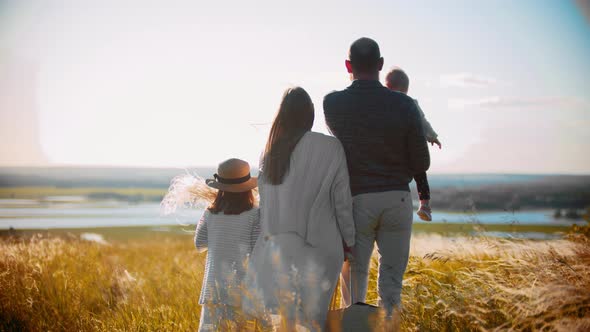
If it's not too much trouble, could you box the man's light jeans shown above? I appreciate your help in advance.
[341,190,413,313]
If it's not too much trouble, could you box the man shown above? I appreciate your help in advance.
[324,38,430,317]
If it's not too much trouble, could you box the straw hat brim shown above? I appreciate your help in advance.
[205,177,258,193]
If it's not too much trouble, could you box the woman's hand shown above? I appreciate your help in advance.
[343,240,354,261]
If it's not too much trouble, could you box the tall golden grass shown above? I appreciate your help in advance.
[1,228,589,331]
[0,233,202,331]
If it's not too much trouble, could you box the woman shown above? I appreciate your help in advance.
[244,87,355,330]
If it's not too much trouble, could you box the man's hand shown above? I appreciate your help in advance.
[429,138,442,149]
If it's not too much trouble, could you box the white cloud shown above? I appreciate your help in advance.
[448,96,590,110]
[440,73,500,88]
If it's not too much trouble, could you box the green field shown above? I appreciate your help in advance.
[1,225,589,331]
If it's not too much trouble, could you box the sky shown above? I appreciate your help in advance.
[0,0,589,173]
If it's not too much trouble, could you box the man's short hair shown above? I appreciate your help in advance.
[348,37,382,72]
[385,67,409,92]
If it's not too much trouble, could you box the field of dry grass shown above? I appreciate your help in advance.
[1,229,589,331]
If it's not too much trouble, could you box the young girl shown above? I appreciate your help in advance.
[192,158,260,332]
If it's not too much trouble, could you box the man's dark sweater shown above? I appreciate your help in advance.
[324,80,430,196]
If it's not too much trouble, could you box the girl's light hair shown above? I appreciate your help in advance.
[160,173,218,215]
[160,171,259,216]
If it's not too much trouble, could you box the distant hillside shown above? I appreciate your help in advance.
[1,168,587,190]
[430,177,590,211]
[0,167,588,211]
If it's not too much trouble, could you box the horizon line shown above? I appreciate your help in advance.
[0,164,589,177]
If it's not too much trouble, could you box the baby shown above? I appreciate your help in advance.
[385,67,441,221]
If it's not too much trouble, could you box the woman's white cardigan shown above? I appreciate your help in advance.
[259,131,355,248]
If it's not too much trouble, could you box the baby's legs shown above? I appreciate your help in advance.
[413,172,432,221]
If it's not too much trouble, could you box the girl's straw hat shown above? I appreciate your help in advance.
[205,158,258,192]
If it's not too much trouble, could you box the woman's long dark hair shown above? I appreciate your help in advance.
[261,87,314,185]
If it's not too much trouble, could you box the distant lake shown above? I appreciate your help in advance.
[0,198,585,230]
[431,210,585,225]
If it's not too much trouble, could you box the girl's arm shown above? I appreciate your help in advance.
[194,212,208,252]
